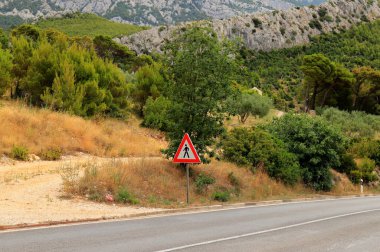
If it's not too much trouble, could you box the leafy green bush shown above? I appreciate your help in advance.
[350,138,380,158]
[40,148,62,161]
[321,108,380,140]
[222,128,301,186]
[267,114,347,191]
[116,187,139,204]
[195,172,216,194]
[11,145,29,161]
[142,96,171,131]
[335,153,358,174]
[212,189,230,202]
[350,158,378,184]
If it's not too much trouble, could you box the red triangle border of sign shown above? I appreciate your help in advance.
[173,133,201,164]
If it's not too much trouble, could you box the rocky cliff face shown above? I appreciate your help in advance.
[0,0,325,26]
[117,0,380,53]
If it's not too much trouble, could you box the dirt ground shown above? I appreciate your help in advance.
[0,154,162,226]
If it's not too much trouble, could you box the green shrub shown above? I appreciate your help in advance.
[309,19,322,30]
[321,108,380,140]
[195,172,215,194]
[11,145,29,161]
[350,158,378,184]
[267,114,347,191]
[252,18,263,29]
[336,153,357,174]
[40,148,62,161]
[142,96,171,131]
[116,187,139,204]
[222,128,301,186]
[212,189,230,202]
[350,139,379,158]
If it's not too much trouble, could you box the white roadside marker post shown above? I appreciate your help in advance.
[360,179,364,195]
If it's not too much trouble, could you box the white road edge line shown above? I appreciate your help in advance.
[155,208,380,252]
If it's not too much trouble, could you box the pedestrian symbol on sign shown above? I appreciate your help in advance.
[183,144,190,158]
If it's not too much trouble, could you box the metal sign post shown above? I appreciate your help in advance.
[186,164,190,204]
[173,133,201,205]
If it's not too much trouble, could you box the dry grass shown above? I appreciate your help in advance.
[64,159,335,208]
[0,100,166,158]
[62,158,372,208]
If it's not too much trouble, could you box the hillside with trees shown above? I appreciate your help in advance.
[0,12,379,208]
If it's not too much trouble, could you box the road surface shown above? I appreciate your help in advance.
[1,196,380,252]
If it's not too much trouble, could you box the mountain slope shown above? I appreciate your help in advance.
[36,13,146,37]
[117,0,380,53]
[0,0,326,27]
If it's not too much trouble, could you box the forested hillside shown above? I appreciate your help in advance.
[243,20,380,113]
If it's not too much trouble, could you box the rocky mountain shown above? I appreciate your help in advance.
[0,0,325,26]
[117,0,380,53]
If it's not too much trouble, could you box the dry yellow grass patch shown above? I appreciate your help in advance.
[66,159,324,208]
[0,100,166,157]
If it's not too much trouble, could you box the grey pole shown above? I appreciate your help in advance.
[186,163,190,205]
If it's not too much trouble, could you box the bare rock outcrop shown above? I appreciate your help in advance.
[117,0,380,53]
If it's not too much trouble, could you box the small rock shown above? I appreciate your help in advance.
[28,154,41,162]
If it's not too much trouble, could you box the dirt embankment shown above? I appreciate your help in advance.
[0,155,162,227]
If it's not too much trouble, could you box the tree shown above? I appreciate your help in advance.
[300,54,354,111]
[0,28,8,49]
[163,27,238,161]
[267,114,347,191]
[132,62,165,114]
[301,54,336,111]
[352,66,380,114]
[228,92,272,123]
[41,59,84,115]
[93,35,137,71]
[0,47,13,95]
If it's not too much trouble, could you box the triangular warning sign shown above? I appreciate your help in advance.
[173,133,201,164]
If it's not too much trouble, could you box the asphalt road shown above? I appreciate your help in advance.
[1,196,380,252]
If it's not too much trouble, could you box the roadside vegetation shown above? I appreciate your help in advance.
[61,158,363,208]
[0,101,165,158]
[0,17,379,207]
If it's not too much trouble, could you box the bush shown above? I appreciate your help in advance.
[142,96,171,131]
[222,128,301,186]
[350,158,378,184]
[267,114,347,191]
[116,187,139,204]
[335,153,357,174]
[350,138,379,158]
[212,189,230,202]
[195,172,216,194]
[321,108,380,140]
[309,19,322,30]
[40,148,62,161]
[11,145,29,161]
[252,18,263,29]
